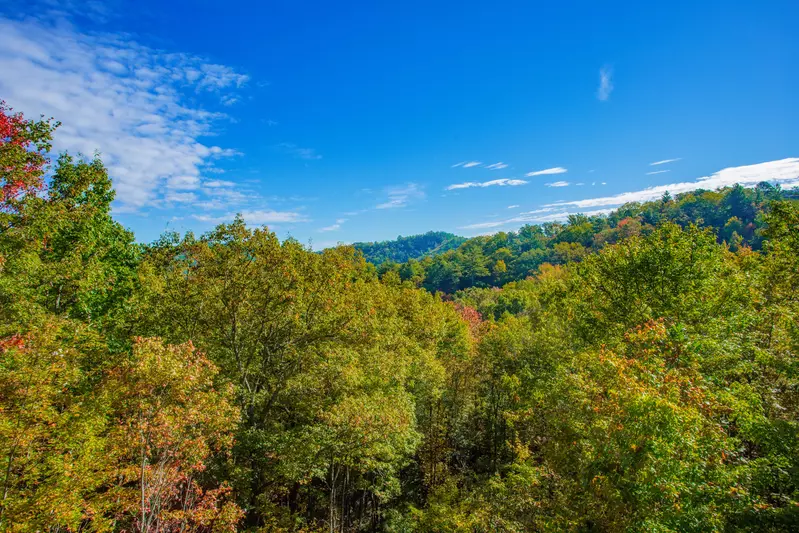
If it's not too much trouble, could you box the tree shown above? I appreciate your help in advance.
[0,102,56,213]
[105,338,242,532]
[0,322,110,531]
[125,219,472,529]
[0,153,138,332]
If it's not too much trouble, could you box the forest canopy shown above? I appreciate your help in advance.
[353,232,466,265]
[2,103,799,532]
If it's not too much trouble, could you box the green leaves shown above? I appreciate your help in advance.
[0,321,111,531]
[104,338,242,532]
[3,103,799,531]
[0,152,138,330]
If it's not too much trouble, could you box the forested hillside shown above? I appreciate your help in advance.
[353,231,466,264]
[3,104,799,532]
[377,184,794,293]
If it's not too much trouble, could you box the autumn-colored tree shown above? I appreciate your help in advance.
[0,321,111,531]
[104,338,242,532]
[3,104,799,532]
[124,220,473,530]
[0,102,56,213]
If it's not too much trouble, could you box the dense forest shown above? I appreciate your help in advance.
[2,103,799,532]
[375,184,795,294]
[353,232,466,265]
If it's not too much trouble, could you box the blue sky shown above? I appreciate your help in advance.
[1,1,798,248]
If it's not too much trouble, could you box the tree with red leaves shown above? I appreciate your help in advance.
[0,101,57,212]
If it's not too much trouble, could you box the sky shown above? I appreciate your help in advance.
[1,0,798,248]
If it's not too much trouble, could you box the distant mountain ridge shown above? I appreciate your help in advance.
[353,231,466,264]
[373,183,799,294]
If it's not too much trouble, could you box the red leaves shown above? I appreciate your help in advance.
[106,338,242,531]
[0,333,26,352]
[0,104,25,145]
[0,101,54,212]
[453,303,483,337]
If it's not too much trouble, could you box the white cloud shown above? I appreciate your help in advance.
[201,186,251,204]
[462,161,482,168]
[375,183,425,209]
[597,66,613,101]
[0,14,249,211]
[546,181,570,187]
[275,142,322,160]
[192,209,308,225]
[319,218,347,232]
[446,178,528,191]
[40,0,120,24]
[526,167,567,177]
[650,158,681,166]
[451,161,465,168]
[547,158,799,209]
[507,204,520,209]
[204,179,235,188]
[459,207,613,230]
[220,95,239,106]
[460,208,555,230]
[167,175,201,190]
[166,192,197,203]
[485,162,509,170]
[195,63,249,91]
[194,200,226,211]
[529,208,615,223]
[646,170,670,175]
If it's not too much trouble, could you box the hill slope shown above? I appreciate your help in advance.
[376,183,798,293]
[353,230,466,264]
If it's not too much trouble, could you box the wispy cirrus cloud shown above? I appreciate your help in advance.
[274,142,322,160]
[319,218,347,232]
[167,175,200,190]
[38,0,121,23]
[507,204,520,209]
[166,192,198,203]
[0,13,249,212]
[547,158,799,209]
[192,209,309,225]
[460,208,555,230]
[446,178,528,191]
[646,170,670,175]
[204,179,236,188]
[526,167,567,177]
[220,95,239,106]
[375,183,425,209]
[453,161,508,170]
[650,158,681,166]
[597,66,613,101]
[546,181,570,187]
[459,207,614,231]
